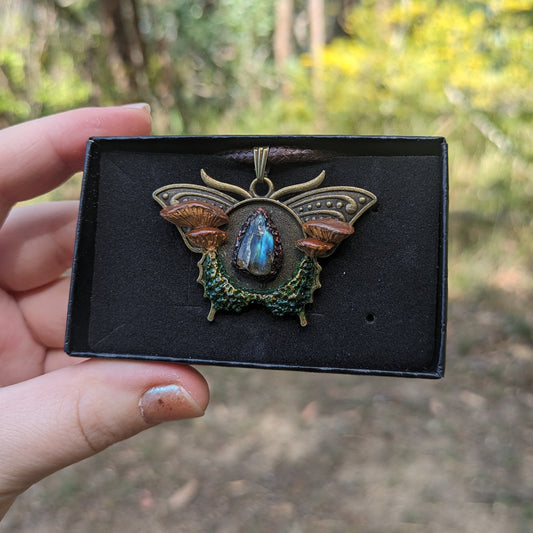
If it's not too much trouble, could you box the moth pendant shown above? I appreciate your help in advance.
[153,147,377,326]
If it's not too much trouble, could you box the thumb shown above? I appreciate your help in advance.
[0,359,209,516]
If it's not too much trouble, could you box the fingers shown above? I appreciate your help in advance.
[43,349,87,373]
[0,359,209,515]
[0,201,78,292]
[0,105,152,225]
[0,288,44,386]
[16,276,70,348]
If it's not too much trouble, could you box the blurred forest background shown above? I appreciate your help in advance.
[1,0,532,532]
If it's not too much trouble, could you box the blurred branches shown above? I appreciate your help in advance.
[0,1,531,200]
[0,0,280,132]
[0,0,531,136]
[1,0,531,208]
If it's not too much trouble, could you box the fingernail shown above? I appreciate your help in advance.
[139,384,204,424]
[122,102,151,114]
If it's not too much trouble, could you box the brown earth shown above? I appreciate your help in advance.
[2,293,532,533]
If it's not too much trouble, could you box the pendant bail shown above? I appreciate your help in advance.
[253,146,270,184]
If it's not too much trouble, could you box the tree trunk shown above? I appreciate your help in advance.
[308,0,325,121]
[274,0,293,68]
[102,0,149,99]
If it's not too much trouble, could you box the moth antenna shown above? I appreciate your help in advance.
[201,169,251,199]
[270,170,326,200]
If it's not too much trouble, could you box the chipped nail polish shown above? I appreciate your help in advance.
[139,384,204,424]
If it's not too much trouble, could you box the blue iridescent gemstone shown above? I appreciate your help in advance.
[232,208,283,280]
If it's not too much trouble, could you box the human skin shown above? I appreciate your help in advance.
[0,106,210,520]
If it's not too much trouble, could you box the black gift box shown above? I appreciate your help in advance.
[65,136,447,378]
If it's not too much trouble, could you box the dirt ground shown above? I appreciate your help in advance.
[2,290,532,532]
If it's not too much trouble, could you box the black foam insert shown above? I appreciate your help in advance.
[65,136,447,378]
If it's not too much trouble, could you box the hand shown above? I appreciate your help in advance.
[0,107,210,520]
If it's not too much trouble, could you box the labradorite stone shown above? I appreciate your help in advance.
[234,213,275,277]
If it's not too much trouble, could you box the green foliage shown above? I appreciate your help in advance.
[136,0,277,133]
[314,0,533,138]
[0,3,93,123]
[0,48,30,120]
[0,0,277,132]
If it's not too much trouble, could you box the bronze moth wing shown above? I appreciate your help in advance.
[284,186,377,257]
[285,186,377,225]
[153,183,238,253]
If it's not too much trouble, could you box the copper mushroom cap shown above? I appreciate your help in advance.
[186,227,227,250]
[161,200,229,228]
[302,217,354,244]
[296,237,334,258]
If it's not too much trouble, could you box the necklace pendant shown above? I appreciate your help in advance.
[153,146,377,326]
